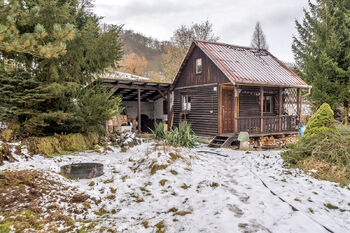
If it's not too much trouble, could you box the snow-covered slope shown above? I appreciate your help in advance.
[1,142,349,232]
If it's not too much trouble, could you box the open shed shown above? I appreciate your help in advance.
[100,78,171,133]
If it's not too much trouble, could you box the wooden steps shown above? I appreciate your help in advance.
[208,135,237,148]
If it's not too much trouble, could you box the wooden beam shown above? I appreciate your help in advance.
[167,91,171,129]
[278,88,283,131]
[174,83,218,90]
[297,88,301,122]
[218,84,223,134]
[260,87,264,133]
[108,87,119,98]
[137,88,141,133]
[101,83,169,92]
[233,85,239,133]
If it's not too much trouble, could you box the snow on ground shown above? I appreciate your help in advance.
[1,141,350,233]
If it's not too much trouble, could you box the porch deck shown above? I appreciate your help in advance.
[221,115,299,137]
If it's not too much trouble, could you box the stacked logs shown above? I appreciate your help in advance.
[250,135,298,149]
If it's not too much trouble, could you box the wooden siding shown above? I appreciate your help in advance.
[174,46,230,88]
[173,86,218,137]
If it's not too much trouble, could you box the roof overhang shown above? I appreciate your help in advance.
[99,78,171,102]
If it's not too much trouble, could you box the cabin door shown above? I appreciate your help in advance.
[222,88,235,133]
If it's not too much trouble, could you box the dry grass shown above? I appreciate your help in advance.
[180,183,191,189]
[170,170,178,175]
[24,132,99,156]
[159,179,168,186]
[149,162,168,175]
[168,207,192,216]
[106,195,116,200]
[155,220,166,233]
[0,170,93,232]
[298,157,350,186]
[210,182,220,188]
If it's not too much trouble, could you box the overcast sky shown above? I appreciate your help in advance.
[94,0,309,63]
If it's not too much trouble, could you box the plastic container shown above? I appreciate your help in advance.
[299,125,306,137]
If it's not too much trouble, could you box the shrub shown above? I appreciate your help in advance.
[303,103,339,138]
[166,122,198,148]
[150,122,166,140]
[283,132,350,166]
[282,103,350,185]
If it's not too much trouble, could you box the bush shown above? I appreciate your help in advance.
[166,122,198,148]
[303,103,340,138]
[282,103,350,185]
[283,132,350,167]
[150,122,166,140]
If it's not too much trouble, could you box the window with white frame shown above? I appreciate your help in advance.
[195,58,202,74]
[182,95,191,111]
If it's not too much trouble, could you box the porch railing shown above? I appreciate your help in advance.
[237,115,298,134]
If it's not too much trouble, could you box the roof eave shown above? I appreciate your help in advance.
[235,80,312,89]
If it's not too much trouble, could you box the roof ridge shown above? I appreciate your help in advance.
[194,40,267,52]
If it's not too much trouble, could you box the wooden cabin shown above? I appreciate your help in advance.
[170,41,311,144]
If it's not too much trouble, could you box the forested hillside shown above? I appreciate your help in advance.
[117,20,220,82]
[119,29,167,78]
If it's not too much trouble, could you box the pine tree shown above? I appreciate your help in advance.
[292,0,350,124]
[251,22,269,50]
[0,0,123,136]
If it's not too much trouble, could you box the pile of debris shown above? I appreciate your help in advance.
[108,132,142,148]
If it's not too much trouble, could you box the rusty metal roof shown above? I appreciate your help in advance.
[195,41,310,88]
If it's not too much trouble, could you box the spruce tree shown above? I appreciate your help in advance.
[292,0,350,124]
[0,0,123,136]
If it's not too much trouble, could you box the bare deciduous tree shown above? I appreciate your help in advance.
[160,20,220,81]
[251,21,269,50]
[171,20,220,50]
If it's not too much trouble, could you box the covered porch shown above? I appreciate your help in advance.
[219,83,307,136]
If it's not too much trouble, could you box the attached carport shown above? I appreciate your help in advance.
[100,78,171,132]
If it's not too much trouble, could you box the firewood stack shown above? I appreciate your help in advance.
[250,134,298,149]
[106,114,129,134]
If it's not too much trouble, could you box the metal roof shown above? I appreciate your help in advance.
[195,41,310,88]
[98,71,150,81]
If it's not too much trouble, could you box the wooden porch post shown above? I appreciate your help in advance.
[233,85,239,133]
[279,88,283,131]
[260,87,264,133]
[297,88,301,122]
[137,88,141,133]
[167,91,171,129]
